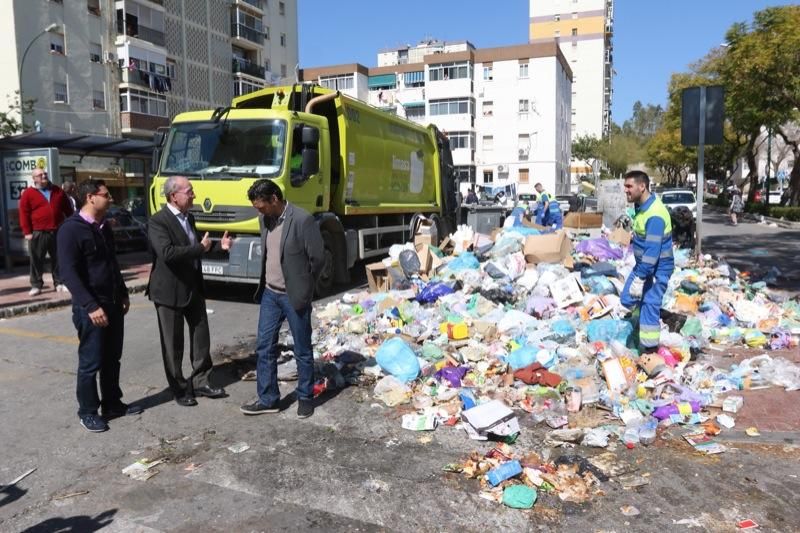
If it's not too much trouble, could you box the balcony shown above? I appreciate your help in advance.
[236,0,264,11]
[121,111,168,133]
[233,57,266,79]
[231,23,264,45]
[117,19,166,47]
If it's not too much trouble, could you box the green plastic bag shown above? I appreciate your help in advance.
[680,317,703,338]
[502,485,537,509]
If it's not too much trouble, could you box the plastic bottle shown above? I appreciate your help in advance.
[652,401,701,420]
[486,460,523,487]
[638,418,657,446]
[622,426,640,445]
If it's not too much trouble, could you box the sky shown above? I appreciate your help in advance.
[298,0,794,124]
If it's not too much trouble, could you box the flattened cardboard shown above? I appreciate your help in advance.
[609,227,632,247]
[415,244,444,275]
[563,212,603,229]
[523,230,573,265]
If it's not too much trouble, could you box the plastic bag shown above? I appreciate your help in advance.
[507,345,537,370]
[373,375,411,406]
[502,485,537,509]
[444,252,480,272]
[586,319,634,345]
[525,296,556,318]
[582,275,616,295]
[680,317,703,338]
[551,319,575,342]
[398,249,421,277]
[575,238,624,261]
[416,282,455,304]
[375,337,420,382]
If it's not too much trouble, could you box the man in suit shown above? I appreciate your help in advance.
[240,179,324,419]
[147,176,231,406]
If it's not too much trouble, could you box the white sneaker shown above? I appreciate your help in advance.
[57,284,70,294]
[29,287,42,296]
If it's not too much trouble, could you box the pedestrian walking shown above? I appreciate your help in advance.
[619,171,675,353]
[57,179,140,432]
[729,187,744,226]
[18,168,73,296]
[240,179,325,419]
[146,176,231,407]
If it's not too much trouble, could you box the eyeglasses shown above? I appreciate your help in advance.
[92,191,112,199]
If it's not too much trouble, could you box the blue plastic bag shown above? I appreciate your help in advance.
[586,319,634,345]
[551,319,575,342]
[445,252,480,272]
[507,345,537,370]
[416,282,455,304]
[375,337,420,382]
[582,275,616,295]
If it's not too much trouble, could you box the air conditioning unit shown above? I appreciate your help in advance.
[497,164,505,172]
[518,149,526,156]
[104,51,116,62]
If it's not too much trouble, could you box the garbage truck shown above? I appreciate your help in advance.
[149,84,458,293]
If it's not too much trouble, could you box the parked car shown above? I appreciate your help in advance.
[660,189,697,218]
[106,206,148,251]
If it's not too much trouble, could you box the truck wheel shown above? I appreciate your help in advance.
[315,229,335,296]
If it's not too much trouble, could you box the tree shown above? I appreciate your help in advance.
[0,91,35,136]
[622,101,664,140]
[721,6,800,205]
[601,132,644,178]
[571,134,602,180]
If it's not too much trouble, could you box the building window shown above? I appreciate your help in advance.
[89,42,102,63]
[519,63,529,78]
[429,97,474,116]
[483,170,494,183]
[448,131,473,150]
[519,99,529,113]
[265,59,271,72]
[403,71,425,87]
[572,40,578,48]
[265,27,270,40]
[554,14,560,21]
[483,66,492,81]
[88,0,100,16]
[572,28,578,36]
[167,61,176,79]
[428,61,472,81]
[455,166,475,184]
[483,135,493,151]
[50,33,65,55]
[519,168,529,184]
[320,74,353,90]
[518,135,530,160]
[54,82,68,103]
[482,100,493,117]
[280,33,286,47]
[279,1,285,15]
[92,89,105,109]
[120,88,167,116]
[234,78,264,97]
[405,106,425,122]
[280,64,287,77]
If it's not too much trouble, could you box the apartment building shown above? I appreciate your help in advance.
[530,0,613,179]
[0,0,298,199]
[301,40,573,195]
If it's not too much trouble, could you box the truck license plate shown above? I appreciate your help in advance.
[202,264,224,275]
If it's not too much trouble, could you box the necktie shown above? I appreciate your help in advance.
[179,213,196,244]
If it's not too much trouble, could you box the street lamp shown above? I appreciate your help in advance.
[18,23,60,132]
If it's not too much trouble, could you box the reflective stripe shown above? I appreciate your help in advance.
[660,250,674,258]
[645,234,662,243]
[640,324,661,333]
[640,337,660,348]
[642,255,658,265]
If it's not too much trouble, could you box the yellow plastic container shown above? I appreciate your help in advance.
[439,322,469,340]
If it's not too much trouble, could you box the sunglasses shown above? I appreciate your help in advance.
[92,191,112,198]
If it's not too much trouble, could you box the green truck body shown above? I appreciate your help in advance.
[150,84,457,290]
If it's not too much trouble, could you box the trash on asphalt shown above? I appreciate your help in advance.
[227,442,250,454]
[301,217,800,509]
[122,458,164,481]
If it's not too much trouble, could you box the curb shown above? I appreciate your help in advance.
[0,281,149,319]
[704,204,800,230]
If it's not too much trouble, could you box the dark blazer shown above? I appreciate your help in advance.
[254,203,325,310]
[146,206,205,308]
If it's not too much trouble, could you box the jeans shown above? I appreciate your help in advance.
[72,303,124,416]
[255,289,314,405]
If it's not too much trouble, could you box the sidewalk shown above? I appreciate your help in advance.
[0,251,152,319]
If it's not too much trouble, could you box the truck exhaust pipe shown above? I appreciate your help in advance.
[305,91,339,114]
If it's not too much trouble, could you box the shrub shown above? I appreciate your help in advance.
[768,206,800,221]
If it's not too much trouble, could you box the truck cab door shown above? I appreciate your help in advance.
[286,119,327,215]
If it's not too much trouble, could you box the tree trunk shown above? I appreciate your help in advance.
[786,152,800,206]
[745,136,759,203]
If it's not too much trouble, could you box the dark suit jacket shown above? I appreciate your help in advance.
[254,203,325,310]
[146,206,205,308]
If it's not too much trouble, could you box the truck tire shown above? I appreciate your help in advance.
[315,229,335,297]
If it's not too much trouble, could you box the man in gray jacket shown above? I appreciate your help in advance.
[240,179,325,418]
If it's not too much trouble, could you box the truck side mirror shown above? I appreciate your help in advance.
[302,125,319,146]
[302,148,319,178]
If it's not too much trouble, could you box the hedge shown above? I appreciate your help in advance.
[704,198,800,220]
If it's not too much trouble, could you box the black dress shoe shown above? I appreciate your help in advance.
[194,386,226,398]
[175,395,198,406]
[102,402,143,418]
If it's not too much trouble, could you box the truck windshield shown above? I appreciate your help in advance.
[160,120,286,179]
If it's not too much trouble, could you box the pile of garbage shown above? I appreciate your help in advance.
[303,222,800,509]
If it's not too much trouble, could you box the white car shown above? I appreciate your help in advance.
[660,189,697,218]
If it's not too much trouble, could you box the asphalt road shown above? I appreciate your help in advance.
[0,219,799,531]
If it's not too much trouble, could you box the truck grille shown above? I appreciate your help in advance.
[189,206,254,224]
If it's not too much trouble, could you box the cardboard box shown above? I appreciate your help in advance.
[563,212,603,229]
[413,218,434,247]
[523,230,573,265]
[521,219,549,231]
[608,227,632,247]
[365,262,389,293]
[415,244,444,275]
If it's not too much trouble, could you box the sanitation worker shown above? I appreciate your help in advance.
[534,182,563,229]
[619,170,674,353]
